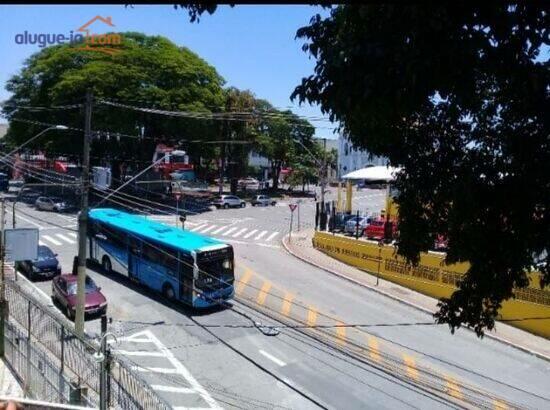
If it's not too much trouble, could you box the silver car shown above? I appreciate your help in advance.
[344,216,372,235]
[35,196,68,212]
[211,195,246,209]
[251,195,276,207]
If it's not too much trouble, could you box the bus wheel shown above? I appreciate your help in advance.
[102,256,112,274]
[163,283,175,300]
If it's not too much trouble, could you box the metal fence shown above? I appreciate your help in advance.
[2,280,171,410]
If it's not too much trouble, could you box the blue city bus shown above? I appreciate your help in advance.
[87,208,234,308]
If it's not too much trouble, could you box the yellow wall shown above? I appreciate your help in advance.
[313,232,550,339]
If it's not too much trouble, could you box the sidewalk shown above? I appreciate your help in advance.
[0,358,22,398]
[282,229,550,360]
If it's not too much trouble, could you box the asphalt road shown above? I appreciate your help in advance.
[3,189,550,409]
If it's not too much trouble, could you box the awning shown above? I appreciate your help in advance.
[342,166,401,182]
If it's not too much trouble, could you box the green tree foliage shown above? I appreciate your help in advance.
[253,100,315,190]
[290,4,549,335]
[2,32,226,171]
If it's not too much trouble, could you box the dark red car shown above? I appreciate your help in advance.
[364,218,398,240]
[52,274,107,320]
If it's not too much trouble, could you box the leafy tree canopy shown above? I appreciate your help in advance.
[3,32,226,163]
[290,4,548,335]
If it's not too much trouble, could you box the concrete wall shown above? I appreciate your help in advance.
[313,232,550,339]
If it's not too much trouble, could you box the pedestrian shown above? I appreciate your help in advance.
[72,255,78,275]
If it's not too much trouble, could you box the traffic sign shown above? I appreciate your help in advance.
[289,204,297,212]
[175,193,181,201]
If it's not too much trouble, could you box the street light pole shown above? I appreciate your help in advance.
[320,138,327,230]
[75,89,93,336]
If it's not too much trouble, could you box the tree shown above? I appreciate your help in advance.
[219,87,257,194]
[2,32,226,174]
[289,4,549,335]
[253,101,315,191]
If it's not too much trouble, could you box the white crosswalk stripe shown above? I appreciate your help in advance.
[243,229,258,239]
[210,225,228,235]
[55,233,75,244]
[254,230,268,240]
[222,227,238,236]
[232,228,248,238]
[38,240,46,246]
[265,232,279,242]
[42,235,62,246]
[190,224,208,232]
[198,225,217,234]
[68,232,77,238]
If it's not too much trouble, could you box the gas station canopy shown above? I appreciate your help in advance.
[342,166,401,182]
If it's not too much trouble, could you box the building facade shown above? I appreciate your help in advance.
[337,134,386,178]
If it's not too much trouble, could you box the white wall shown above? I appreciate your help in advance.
[338,134,386,177]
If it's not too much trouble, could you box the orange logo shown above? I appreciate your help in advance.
[73,16,122,55]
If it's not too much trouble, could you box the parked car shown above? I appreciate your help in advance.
[364,218,398,240]
[52,274,107,320]
[332,213,356,232]
[19,188,41,204]
[238,177,260,190]
[251,195,276,207]
[35,196,70,212]
[345,216,373,235]
[211,195,246,209]
[15,245,61,281]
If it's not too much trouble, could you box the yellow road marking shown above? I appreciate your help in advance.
[368,337,381,363]
[236,269,253,295]
[307,306,318,327]
[444,375,463,400]
[403,354,419,380]
[493,400,508,410]
[335,322,346,345]
[281,292,294,317]
[256,281,272,305]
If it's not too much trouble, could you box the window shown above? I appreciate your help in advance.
[142,242,162,265]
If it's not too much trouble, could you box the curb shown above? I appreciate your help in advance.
[281,234,550,362]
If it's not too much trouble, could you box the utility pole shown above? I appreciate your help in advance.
[319,138,327,230]
[75,89,92,336]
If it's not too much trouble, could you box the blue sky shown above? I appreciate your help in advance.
[0,4,336,137]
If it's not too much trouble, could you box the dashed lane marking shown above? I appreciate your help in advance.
[243,229,258,239]
[335,322,347,346]
[265,232,279,241]
[236,269,253,295]
[210,226,228,235]
[232,228,248,238]
[114,350,166,357]
[254,230,268,240]
[281,292,294,317]
[307,306,318,327]
[198,225,217,234]
[55,233,75,244]
[256,281,272,305]
[151,385,195,394]
[444,375,463,400]
[368,337,381,363]
[190,224,208,232]
[222,227,238,236]
[131,366,179,374]
[42,235,62,246]
[259,350,286,367]
[403,354,419,381]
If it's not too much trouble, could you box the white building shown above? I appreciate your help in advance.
[337,134,386,178]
